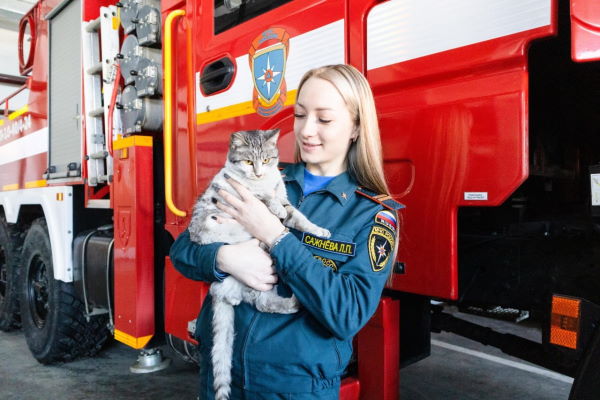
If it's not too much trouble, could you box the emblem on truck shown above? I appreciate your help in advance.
[248,28,290,117]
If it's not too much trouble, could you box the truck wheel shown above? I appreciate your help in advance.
[19,218,109,364]
[0,217,21,331]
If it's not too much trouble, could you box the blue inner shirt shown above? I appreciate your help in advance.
[303,167,336,195]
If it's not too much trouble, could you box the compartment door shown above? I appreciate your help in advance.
[169,0,346,219]
[355,0,556,299]
[47,0,82,179]
[571,0,600,61]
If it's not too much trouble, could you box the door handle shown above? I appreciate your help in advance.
[164,9,187,217]
[200,57,235,95]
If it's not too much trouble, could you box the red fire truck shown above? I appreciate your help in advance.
[1,0,600,398]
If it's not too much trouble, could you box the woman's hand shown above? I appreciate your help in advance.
[216,239,278,291]
[214,176,286,247]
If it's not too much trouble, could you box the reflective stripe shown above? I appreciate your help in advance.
[367,0,551,70]
[0,128,48,166]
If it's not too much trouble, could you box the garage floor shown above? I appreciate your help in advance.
[0,310,573,400]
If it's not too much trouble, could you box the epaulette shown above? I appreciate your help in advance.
[355,187,405,211]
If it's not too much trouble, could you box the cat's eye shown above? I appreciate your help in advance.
[262,158,271,164]
[242,160,253,165]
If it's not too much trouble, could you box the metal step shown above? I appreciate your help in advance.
[86,62,103,75]
[97,174,112,183]
[88,151,109,160]
[85,17,101,33]
[88,107,104,118]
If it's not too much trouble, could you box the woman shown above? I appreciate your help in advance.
[170,64,403,399]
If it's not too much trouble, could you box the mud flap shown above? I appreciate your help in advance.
[569,322,600,400]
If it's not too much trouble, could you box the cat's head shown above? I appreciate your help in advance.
[227,129,280,180]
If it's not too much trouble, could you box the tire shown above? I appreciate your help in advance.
[0,216,22,331]
[19,218,109,364]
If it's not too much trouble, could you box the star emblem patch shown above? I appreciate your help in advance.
[368,225,394,272]
[248,28,290,117]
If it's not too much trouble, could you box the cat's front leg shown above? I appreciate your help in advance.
[254,289,299,314]
[263,197,288,220]
[283,205,331,238]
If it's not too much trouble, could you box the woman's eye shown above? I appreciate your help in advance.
[319,118,332,124]
[294,113,306,119]
[242,160,253,165]
[262,158,271,164]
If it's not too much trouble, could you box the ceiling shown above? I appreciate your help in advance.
[0,0,37,31]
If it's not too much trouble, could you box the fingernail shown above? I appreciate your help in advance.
[224,173,230,179]
[212,184,220,191]
[211,216,217,220]
[211,197,217,204]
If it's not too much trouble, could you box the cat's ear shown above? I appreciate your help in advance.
[230,131,248,148]
[264,129,280,146]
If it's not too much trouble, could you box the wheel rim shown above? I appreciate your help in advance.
[0,246,6,304]
[27,254,49,329]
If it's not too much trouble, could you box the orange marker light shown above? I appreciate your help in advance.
[550,295,581,350]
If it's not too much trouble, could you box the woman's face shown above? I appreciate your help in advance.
[294,77,357,176]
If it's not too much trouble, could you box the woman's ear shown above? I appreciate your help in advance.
[351,126,359,142]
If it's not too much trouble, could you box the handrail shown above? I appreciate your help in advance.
[0,83,28,117]
[107,63,121,157]
[164,9,187,217]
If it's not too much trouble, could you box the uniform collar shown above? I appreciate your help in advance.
[282,162,357,206]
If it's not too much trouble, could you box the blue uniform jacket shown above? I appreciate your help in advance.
[169,163,403,394]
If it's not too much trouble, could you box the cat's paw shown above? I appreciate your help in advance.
[229,298,242,306]
[282,295,300,313]
[268,201,287,219]
[312,228,331,239]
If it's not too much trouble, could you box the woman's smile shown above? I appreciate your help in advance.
[301,142,322,152]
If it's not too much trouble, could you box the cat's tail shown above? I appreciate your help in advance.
[211,297,235,400]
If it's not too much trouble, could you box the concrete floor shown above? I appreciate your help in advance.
[0,311,574,400]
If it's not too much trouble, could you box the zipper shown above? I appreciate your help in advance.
[241,311,260,388]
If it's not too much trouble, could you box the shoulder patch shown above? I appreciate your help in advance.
[375,210,397,231]
[355,187,404,211]
[368,225,395,272]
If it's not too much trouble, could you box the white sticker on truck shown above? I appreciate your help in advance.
[464,192,488,201]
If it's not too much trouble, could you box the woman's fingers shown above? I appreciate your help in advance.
[212,214,241,225]
[215,201,239,218]
[226,176,253,201]
[217,187,244,210]
[256,283,274,292]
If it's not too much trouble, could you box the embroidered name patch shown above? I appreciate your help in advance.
[368,225,394,272]
[302,233,356,256]
[375,210,397,231]
[313,255,338,271]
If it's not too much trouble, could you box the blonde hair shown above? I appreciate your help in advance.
[294,64,399,280]
[294,64,389,195]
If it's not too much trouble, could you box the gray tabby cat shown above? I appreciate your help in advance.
[188,129,330,400]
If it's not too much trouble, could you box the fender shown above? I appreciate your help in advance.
[0,186,73,282]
